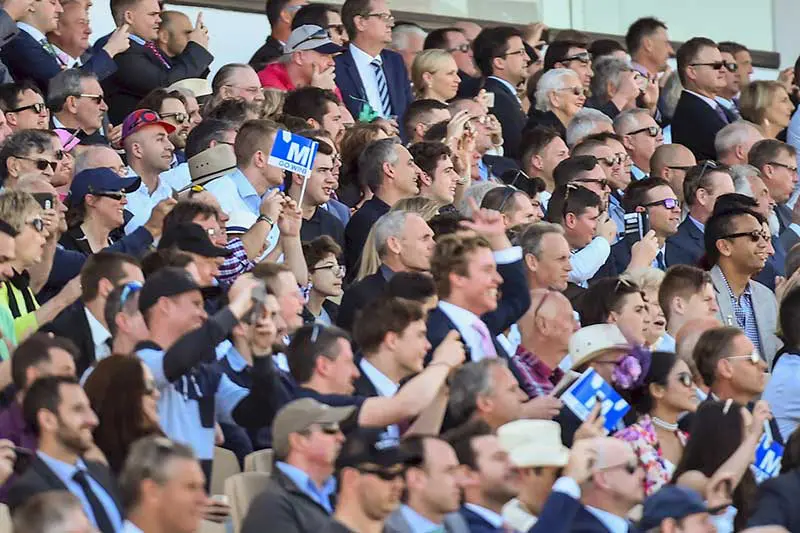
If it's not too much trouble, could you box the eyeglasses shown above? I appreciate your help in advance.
[310,263,345,277]
[26,218,45,232]
[447,43,471,53]
[8,102,46,114]
[675,372,693,388]
[625,125,661,137]
[722,61,738,72]
[16,157,58,172]
[596,154,626,166]
[689,61,726,70]
[726,352,761,365]
[501,49,528,58]
[720,230,769,243]
[161,111,188,124]
[768,161,799,173]
[361,11,394,22]
[558,52,591,64]
[78,93,104,104]
[574,177,609,189]
[642,198,680,210]
[356,465,406,481]
[556,86,585,97]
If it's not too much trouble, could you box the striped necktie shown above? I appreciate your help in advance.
[370,58,393,117]
[144,41,171,69]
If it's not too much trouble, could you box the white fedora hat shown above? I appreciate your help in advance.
[498,419,570,468]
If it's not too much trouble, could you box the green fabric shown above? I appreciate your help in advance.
[0,304,16,360]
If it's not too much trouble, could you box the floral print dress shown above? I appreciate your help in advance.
[613,414,689,496]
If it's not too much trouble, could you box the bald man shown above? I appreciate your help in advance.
[650,143,697,202]
[512,289,578,399]
[156,11,194,58]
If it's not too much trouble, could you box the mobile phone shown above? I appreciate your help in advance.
[485,92,495,108]
[623,211,650,241]
[32,193,53,210]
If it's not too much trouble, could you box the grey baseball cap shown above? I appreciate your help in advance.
[271,398,354,458]
[284,25,344,55]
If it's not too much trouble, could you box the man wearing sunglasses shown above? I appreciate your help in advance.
[704,204,781,366]
[672,37,730,161]
[424,27,481,98]
[48,70,110,146]
[614,108,663,181]
[543,39,593,90]
[0,129,64,188]
[748,139,799,242]
[0,81,49,131]
[715,48,742,121]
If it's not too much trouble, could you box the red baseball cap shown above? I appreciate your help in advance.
[121,109,176,141]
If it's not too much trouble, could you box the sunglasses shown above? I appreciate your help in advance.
[726,352,761,365]
[689,61,726,70]
[676,372,693,388]
[559,52,591,64]
[557,86,585,97]
[575,177,609,189]
[626,125,661,137]
[597,154,626,166]
[642,197,680,210]
[27,218,45,232]
[90,190,126,201]
[17,156,58,172]
[78,93,104,104]
[720,230,769,243]
[448,43,471,53]
[356,465,406,481]
[161,111,188,124]
[8,102,46,114]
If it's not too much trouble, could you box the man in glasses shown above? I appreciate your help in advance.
[241,398,351,533]
[481,185,538,228]
[704,204,781,365]
[613,108,663,181]
[424,27,481,98]
[325,429,422,533]
[292,3,347,46]
[573,136,630,236]
[137,88,193,171]
[668,162,734,267]
[473,26,529,161]
[249,0,309,71]
[47,70,110,145]
[543,39,592,90]
[0,80,49,131]
[336,0,412,122]
[672,37,730,161]
[748,139,799,241]
[715,47,743,121]
[0,129,62,187]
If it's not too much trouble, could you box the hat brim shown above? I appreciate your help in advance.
[124,120,177,140]
[316,405,356,425]
[185,167,236,190]
[311,42,345,55]
[120,176,142,193]
[508,446,570,468]
[570,344,630,370]
[204,244,234,258]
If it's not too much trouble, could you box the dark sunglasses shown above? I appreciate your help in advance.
[676,372,693,388]
[78,93,104,104]
[689,61,726,70]
[90,190,126,201]
[356,466,406,481]
[161,111,188,124]
[558,52,591,64]
[721,230,769,243]
[723,61,738,72]
[448,43,471,53]
[626,125,661,137]
[642,197,680,210]
[27,218,45,232]
[575,177,609,189]
[8,102,46,114]
[557,86,585,97]
[597,154,625,166]
[17,157,57,172]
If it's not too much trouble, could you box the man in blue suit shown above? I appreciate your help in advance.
[335,0,412,122]
[667,162,734,267]
[0,0,129,93]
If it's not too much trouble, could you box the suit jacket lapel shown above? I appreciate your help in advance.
[32,458,70,491]
[380,50,402,116]
[339,51,367,103]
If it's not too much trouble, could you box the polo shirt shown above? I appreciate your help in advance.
[301,206,345,249]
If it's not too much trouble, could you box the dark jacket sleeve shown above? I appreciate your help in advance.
[80,48,118,81]
[232,356,293,430]
[36,247,86,304]
[0,9,18,46]
[746,474,799,529]
[482,259,531,335]
[162,308,238,382]
[240,482,317,533]
[113,41,213,96]
[527,490,582,533]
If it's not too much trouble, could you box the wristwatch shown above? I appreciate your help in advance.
[257,214,274,226]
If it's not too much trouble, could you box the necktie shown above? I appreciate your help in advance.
[472,320,498,358]
[73,469,115,533]
[370,58,392,118]
[656,250,666,270]
[144,41,171,70]
[714,104,729,124]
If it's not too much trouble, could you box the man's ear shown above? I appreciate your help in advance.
[418,171,432,188]
[564,212,577,229]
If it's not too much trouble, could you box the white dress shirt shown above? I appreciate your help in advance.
[503,498,538,531]
[84,306,111,362]
[487,75,521,104]
[124,171,175,234]
[359,359,399,397]
[685,89,724,112]
[569,237,611,285]
[349,43,389,118]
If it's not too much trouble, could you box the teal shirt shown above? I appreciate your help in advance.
[0,304,17,360]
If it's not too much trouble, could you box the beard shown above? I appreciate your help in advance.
[56,423,93,455]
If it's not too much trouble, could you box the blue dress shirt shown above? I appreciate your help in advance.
[275,461,337,513]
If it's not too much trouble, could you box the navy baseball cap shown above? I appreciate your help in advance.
[139,267,201,312]
[69,168,140,205]
[639,486,727,530]
[159,222,232,258]
[336,428,422,470]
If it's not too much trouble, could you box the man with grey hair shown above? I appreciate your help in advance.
[515,221,573,291]
[565,107,614,148]
[338,211,435,331]
[586,56,641,119]
[119,436,208,533]
[344,137,421,273]
[390,22,427,76]
[73,145,127,176]
[614,107,663,179]
[12,491,95,533]
[715,121,764,166]
[48,69,109,144]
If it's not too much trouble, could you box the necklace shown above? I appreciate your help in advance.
[651,416,678,432]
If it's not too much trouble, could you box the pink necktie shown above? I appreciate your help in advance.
[144,41,171,69]
[472,320,498,358]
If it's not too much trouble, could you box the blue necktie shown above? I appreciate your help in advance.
[371,58,392,117]
[656,251,666,270]
[73,469,115,533]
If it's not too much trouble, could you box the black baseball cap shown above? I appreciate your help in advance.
[138,267,202,312]
[158,223,232,258]
[336,428,422,470]
[639,486,728,530]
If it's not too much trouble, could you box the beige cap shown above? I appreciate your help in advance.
[187,144,236,188]
[272,398,355,458]
[498,419,570,467]
[568,324,630,370]
[167,78,212,97]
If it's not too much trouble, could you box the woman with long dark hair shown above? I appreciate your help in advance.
[614,351,697,495]
[84,355,164,474]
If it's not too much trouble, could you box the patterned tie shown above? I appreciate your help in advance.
[144,41,172,69]
[73,469,115,533]
[370,58,393,118]
[713,103,729,124]
[472,320,498,359]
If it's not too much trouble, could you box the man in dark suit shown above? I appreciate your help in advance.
[672,37,730,161]
[0,1,128,93]
[7,376,123,533]
[249,0,307,72]
[748,139,799,238]
[48,70,110,146]
[99,0,213,124]
[748,468,800,530]
[472,27,529,162]
[42,252,144,377]
[335,0,412,122]
[423,27,482,100]
[0,2,26,84]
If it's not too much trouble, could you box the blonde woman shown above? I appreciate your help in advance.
[621,267,667,350]
[411,49,461,102]
[739,80,794,139]
[260,88,286,120]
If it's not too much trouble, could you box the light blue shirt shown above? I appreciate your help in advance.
[349,43,389,118]
[689,215,705,234]
[631,165,647,181]
[464,503,504,528]
[124,172,175,234]
[205,168,263,216]
[37,451,123,532]
[585,505,630,533]
[275,461,336,513]
[487,75,521,104]
[160,162,191,191]
[662,124,672,145]
[764,352,800,441]
[400,504,442,532]
[129,34,146,46]
[496,323,520,357]
[656,332,676,352]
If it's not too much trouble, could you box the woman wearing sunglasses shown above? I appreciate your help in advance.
[613,351,698,496]
[61,168,141,256]
[527,68,585,140]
